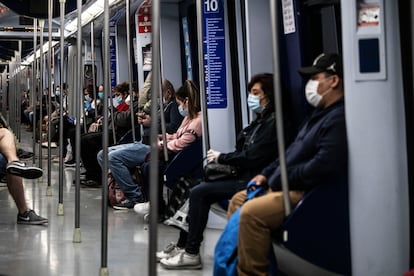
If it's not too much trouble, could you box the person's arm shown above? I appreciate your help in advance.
[270,110,347,191]
[164,101,183,134]
[112,101,138,128]
[166,114,202,152]
[218,115,278,170]
[138,71,152,113]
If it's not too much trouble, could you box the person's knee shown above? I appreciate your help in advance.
[189,182,207,200]
[97,150,103,166]
[0,128,12,139]
[107,150,122,164]
[228,190,246,216]
[241,200,260,218]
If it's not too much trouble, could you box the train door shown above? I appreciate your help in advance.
[277,0,342,129]
[399,0,414,269]
[172,0,239,152]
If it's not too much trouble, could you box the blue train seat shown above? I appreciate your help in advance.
[274,181,351,275]
[162,138,204,189]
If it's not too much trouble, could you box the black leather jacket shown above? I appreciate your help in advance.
[218,111,295,181]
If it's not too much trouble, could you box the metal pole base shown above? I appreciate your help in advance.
[73,227,82,243]
[99,267,109,276]
[46,186,52,196]
[57,203,64,216]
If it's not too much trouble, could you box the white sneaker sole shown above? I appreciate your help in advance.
[7,165,43,179]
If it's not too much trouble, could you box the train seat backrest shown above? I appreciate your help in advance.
[163,138,204,189]
[275,181,351,275]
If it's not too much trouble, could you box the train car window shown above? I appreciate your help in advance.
[358,38,380,73]
[301,0,342,64]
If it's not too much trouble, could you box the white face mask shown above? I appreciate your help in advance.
[305,80,322,107]
[113,95,122,107]
[305,78,332,107]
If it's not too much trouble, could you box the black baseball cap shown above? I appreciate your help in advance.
[298,53,342,78]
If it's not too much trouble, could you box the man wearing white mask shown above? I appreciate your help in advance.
[158,73,296,270]
[226,53,347,276]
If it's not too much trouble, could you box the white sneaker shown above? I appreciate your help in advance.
[134,201,150,215]
[64,152,73,163]
[156,242,184,262]
[160,251,202,270]
[41,141,57,148]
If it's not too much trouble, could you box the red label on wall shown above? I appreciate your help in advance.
[138,15,152,33]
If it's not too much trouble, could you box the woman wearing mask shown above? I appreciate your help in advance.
[112,82,130,111]
[157,73,296,270]
[78,82,138,186]
[97,79,202,209]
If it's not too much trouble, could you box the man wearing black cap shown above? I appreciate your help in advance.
[225,53,348,275]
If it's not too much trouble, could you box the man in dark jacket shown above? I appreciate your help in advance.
[158,73,296,270]
[138,79,183,144]
[227,53,348,276]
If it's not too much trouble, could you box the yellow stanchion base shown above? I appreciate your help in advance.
[57,203,64,216]
[46,186,52,196]
[99,267,109,276]
[73,228,81,243]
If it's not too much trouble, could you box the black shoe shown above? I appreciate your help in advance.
[64,160,76,167]
[17,210,48,225]
[113,199,137,210]
[80,179,101,188]
[17,149,34,160]
[6,161,43,179]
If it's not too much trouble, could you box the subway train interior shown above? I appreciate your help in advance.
[0,0,413,275]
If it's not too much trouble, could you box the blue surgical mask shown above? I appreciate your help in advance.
[55,91,60,97]
[98,92,104,100]
[115,95,123,104]
[247,94,264,113]
[178,105,189,117]
[84,95,90,101]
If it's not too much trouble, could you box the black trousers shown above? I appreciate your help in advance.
[80,130,115,181]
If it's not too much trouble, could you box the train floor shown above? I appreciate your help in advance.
[0,126,222,276]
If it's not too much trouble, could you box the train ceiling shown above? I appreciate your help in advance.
[0,0,177,73]
[0,0,85,72]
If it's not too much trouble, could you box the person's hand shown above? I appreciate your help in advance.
[207,149,221,163]
[138,114,151,127]
[249,175,268,189]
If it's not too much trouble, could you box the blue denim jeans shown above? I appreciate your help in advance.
[97,142,150,202]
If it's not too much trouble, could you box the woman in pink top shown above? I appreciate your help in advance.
[161,80,203,153]
[134,80,203,213]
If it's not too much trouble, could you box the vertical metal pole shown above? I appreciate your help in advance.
[57,0,66,216]
[91,21,98,119]
[196,0,210,151]
[16,41,22,140]
[39,19,45,170]
[32,19,38,165]
[159,82,168,161]
[10,58,15,132]
[149,1,161,275]
[100,0,110,275]
[73,0,82,243]
[269,0,290,215]
[126,0,136,142]
[46,0,54,196]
